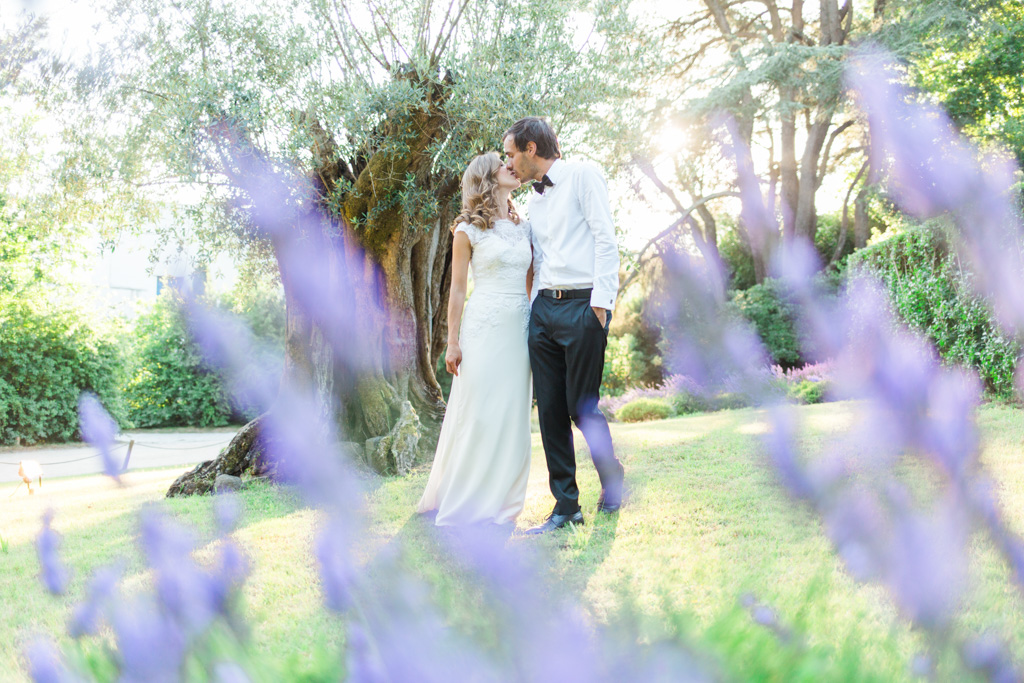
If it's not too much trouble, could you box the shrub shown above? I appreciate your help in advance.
[616,397,674,423]
[712,392,751,410]
[671,391,712,415]
[600,374,701,420]
[849,222,1019,396]
[727,279,803,367]
[125,293,235,428]
[602,290,665,397]
[0,293,129,445]
[602,333,647,396]
[719,224,756,291]
[788,380,831,404]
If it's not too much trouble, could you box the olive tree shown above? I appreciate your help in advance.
[75,0,641,486]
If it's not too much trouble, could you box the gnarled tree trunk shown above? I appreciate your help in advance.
[168,78,460,497]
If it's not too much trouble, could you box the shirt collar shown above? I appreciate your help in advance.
[543,158,566,186]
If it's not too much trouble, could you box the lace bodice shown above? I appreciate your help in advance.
[456,219,532,294]
[456,219,532,338]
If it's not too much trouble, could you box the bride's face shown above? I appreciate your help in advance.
[494,163,521,191]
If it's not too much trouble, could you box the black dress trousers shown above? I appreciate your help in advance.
[528,292,624,515]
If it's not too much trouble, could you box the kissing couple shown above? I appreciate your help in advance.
[417,117,626,534]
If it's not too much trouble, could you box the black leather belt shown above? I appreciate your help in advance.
[539,288,592,300]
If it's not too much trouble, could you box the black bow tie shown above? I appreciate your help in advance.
[533,175,554,194]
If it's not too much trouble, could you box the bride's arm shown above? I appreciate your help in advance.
[526,254,534,298]
[445,230,472,376]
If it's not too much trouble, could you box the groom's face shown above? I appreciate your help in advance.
[503,135,538,183]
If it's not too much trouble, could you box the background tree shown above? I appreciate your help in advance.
[910,0,1024,169]
[630,0,875,286]
[71,0,642,484]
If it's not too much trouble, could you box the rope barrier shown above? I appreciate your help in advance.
[116,438,233,451]
[0,435,233,466]
[0,444,128,466]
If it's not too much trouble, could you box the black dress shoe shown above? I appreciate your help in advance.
[597,482,628,514]
[524,510,584,535]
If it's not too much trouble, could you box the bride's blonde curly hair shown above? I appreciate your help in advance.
[451,152,520,232]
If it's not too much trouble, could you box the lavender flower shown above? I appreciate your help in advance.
[77,393,122,480]
[212,662,251,683]
[24,637,83,683]
[139,508,217,633]
[68,564,121,638]
[36,510,70,595]
[316,516,358,613]
[111,600,186,683]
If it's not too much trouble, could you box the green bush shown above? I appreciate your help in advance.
[602,333,647,397]
[0,293,129,445]
[719,225,756,291]
[813,213,856,265]
[849,222,1019,396]
[671,392,711,415]
[616,397,674,423]
[712,392,751,410]
[126,285,286,429]
[727,279,803,368]
[788,380,831,404]
[125,293,235,428]
[602,290,665,397]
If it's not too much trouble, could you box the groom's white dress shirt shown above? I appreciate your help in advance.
[527,158,620,310]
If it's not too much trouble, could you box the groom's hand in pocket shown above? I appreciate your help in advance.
[592,307,607,328]
[446,343,462,376]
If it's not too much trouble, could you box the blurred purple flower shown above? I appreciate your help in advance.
[24,637,82,683]
[68,564,121,638]
[963,634,1020,683]
[36,510,70,595]
[823,489,887,582]
[849,49,1024,336]
[111,600,186,683]
[77,393,121,480]
[848,50,981,219]
[769,236,821,292]
[316,516,358,613]
[764,407,815,500]
[185,305,280,416]
[213,662,250,683]
[139,508,217,633]
[345,623,387,683]
[214,494,242,534]
[260,388,362,511]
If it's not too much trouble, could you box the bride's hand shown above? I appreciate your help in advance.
[446,343,462,376]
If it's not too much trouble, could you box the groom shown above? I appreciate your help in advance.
[503,117,626,534]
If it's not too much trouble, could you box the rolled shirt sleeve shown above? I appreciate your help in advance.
[577,164,620,310]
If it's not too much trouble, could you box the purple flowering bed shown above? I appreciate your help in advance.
[9,50,1024,681]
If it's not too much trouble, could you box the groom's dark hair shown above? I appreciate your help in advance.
[504,117,561,160]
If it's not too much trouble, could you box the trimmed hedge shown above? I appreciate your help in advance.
[849,222,1019,396]
[616,397,674,423]
[0,295,129,445]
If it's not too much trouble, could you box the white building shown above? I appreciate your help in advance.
[79,229,240,318]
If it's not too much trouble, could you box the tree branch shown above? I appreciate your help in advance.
[621,190,741,291]
[816,119,854,188]
[831,157,868,265]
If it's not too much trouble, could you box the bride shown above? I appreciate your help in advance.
[416,152,533,526]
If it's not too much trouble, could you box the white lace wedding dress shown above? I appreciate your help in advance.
[417,218,533,526]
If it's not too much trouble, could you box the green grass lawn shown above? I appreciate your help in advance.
[2,401,1024,680]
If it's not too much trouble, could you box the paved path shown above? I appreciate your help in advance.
[0,429,239,486]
